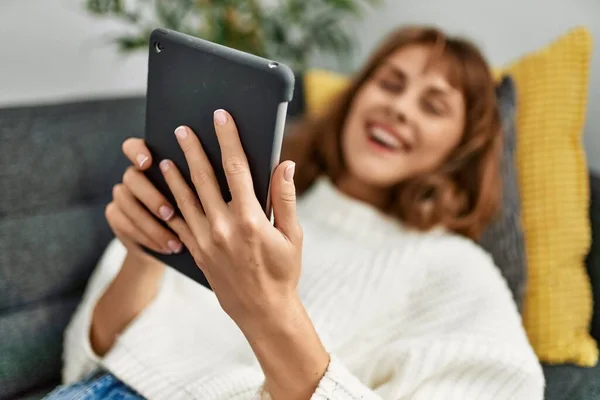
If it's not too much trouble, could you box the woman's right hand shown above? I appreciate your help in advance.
[92,138,192,356]
[105,138,186,259]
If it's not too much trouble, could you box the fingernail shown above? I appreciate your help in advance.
[168,240,182,253]
[159,205,174,221]
[284,163,295,182]
[175,126,188,139]
[160,160,170,172]
[214,109,227,126]
[137,154,149,168]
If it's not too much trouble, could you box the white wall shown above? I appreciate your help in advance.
[1,0,599,170]
[0,0,148,105]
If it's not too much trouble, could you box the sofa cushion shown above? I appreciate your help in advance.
[0,297,79,399]
[0,204,112,312]
[587,173,600,342]
[543,362,600,400]
[0,96,146,398]
[500,26,595,367]
[0,96,145,312]
[0,97,146,217]
[478,75,527,311]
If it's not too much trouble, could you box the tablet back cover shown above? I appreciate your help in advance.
[143,29,294,288]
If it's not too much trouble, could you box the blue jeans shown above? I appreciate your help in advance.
[44,371,144,399]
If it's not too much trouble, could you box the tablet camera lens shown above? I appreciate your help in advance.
[268,62,279,69]
[154,41,164,53]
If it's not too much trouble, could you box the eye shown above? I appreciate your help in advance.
[422,99,446,116]
[378,77,403,93]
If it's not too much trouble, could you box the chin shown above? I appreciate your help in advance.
[346,159,406,188]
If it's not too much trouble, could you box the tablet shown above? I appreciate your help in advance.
[142,29,295,289]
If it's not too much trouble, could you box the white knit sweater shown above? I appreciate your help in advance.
[62,177,544,399]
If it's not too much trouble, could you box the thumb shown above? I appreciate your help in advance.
[271,161,301,243]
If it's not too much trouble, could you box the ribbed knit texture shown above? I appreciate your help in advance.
[62,177,544,399]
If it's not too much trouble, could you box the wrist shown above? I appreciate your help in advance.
[240,292,305,340]
[90,252,164,356]
[121,251,165,276]
[243,295,330,400]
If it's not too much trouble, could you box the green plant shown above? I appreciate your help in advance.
[85,0,381,71]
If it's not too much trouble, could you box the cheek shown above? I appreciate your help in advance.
[341,91,370,150]
[340,106,359,157]
[342,86,385,140]
[420,120,464,161]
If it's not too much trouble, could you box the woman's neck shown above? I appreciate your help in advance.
[335,174,391,210]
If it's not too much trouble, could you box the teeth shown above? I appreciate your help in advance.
[370,127,401,149]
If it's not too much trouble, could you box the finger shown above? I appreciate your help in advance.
[122,138,152,170]
[123,163,205,255]
[122,166,177,222]
[270,161,302,243]
[167,217,209,276]
[159,159,209,241]
[213,109,256,207]
[105,202,170,254]
[174,125,227,220]
[112,183,183,254]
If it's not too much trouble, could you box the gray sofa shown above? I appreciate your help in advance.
[1,91,600,399]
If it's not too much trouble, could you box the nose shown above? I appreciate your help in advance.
[389,90,417,124]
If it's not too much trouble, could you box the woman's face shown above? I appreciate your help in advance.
[341,44,467,188]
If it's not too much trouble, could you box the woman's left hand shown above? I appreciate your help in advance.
[160,110,329,400]
[158,109,304,334]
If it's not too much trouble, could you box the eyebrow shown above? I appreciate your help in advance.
[427,87,452,98]
[382,63,455,96]
[382,63,405,80]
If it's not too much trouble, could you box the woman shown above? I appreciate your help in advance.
[48,26,544,399]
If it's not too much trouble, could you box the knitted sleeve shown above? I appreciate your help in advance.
[61,238,127,383]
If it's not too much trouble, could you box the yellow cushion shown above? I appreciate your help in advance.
[303,26,596,366]
[499,27,596,366]
[304,70,350,117]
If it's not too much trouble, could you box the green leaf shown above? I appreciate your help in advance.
[82,0,382,68]
[323,0,360,14]
[154,1,179,29]
[122,11,141,23]
[86,0,120,14]
[116,34,150,51]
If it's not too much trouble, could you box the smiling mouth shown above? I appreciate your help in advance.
[366,122,411,152]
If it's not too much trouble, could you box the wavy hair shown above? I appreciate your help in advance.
[283,25,503,240]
